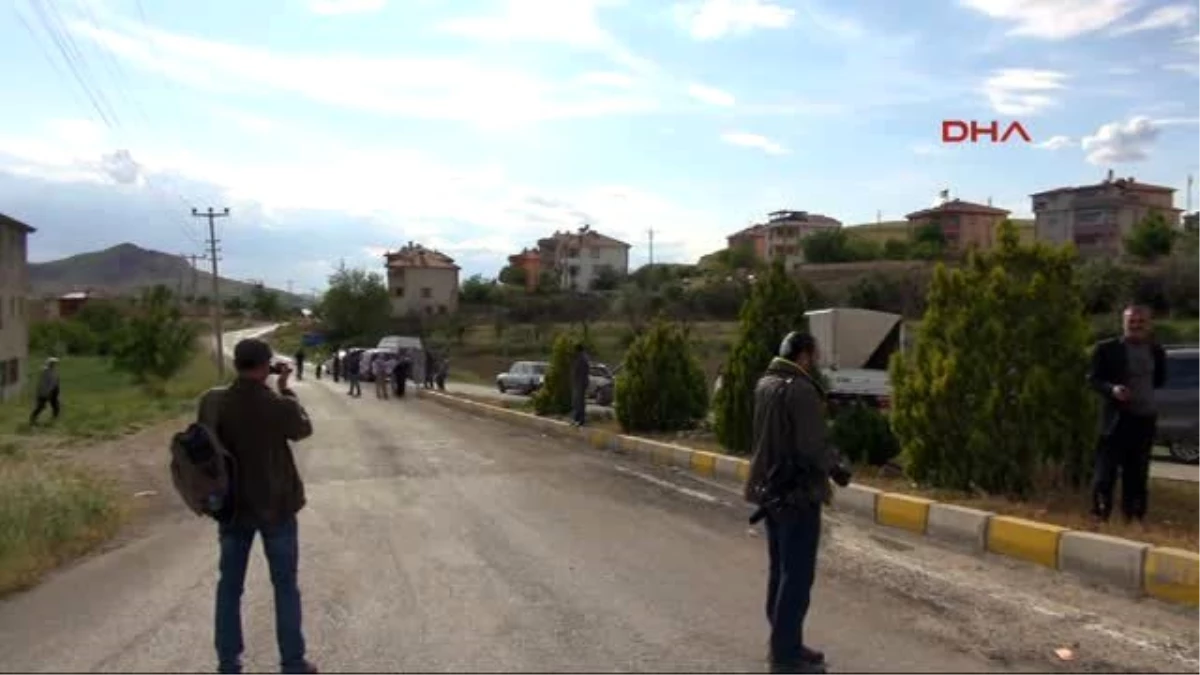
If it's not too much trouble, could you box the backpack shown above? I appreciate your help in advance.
[169,387,236,520]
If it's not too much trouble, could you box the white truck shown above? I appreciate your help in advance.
[805,308,906,409]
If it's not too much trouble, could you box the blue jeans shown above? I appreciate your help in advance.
[215,516,307,674]
[765,502,822,666]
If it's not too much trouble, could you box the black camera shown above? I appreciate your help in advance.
[268,362,286,375]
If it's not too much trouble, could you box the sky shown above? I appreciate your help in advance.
[0,0,1197,293]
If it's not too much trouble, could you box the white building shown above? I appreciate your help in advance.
[384,242,460,317]
[536,226,631,291]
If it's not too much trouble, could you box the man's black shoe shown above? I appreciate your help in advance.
[799,645,825,664]
[769,660,826,674]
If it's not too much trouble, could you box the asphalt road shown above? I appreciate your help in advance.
[445,380,614,418]
[0,330,1196,673]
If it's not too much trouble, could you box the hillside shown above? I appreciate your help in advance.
[29,243,305,304]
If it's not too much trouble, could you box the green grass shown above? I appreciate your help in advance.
[0,346,219,597]
[0,348,222,443]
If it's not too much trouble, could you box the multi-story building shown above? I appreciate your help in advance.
[383,242,460,317]
[506,248,542,292]
[905,198,1011,252]
[1032,171,1182,257]
[0,213,34,401]
[535,225,630,292]
[726,210,842,266]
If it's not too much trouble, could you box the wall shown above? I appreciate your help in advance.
[388,266,460,317]
[562,245,629,291]
[0,225,30,401]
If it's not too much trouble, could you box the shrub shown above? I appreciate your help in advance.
[29,320,97,356]
[71,301,125,355]
[111,286,200,386]
[614,319,708,433]
[714,259,810,454]
[532,331,594,416]
[889,223,1096,496]
[829,404,899,466]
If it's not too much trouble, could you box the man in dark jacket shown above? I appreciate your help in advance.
[1088,304,1166,525]
[345,350,362,398]
[393,354,411,397]
[293,348,306,381]
[200,338,317,674]
[570,344,590,427]
[745,332,835,674]
[331,350,341,383]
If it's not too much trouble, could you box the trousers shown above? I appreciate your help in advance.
[765,502,822,667]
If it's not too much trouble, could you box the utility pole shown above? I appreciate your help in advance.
[647,228,655,267]
[192,207,230,378]
[181,253,205,300]
[1187,174,1194,215]
[287,280,294,295]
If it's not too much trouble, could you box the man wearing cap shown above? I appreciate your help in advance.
[29,357,61,425]
[201,338,317,674]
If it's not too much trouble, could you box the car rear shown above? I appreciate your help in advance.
[1157,347,1199,464]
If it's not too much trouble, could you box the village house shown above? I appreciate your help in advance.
[384,242,460,317]
[532,225,630,292]
[726,210,842,267]
[1032,171,1183,257]
[0,213,34,402]
[904,197,1012,252]
[506,248,542,292]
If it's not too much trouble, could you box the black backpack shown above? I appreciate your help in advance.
[169,388,236,520]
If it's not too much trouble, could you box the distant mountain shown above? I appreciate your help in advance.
[28,243,306,305]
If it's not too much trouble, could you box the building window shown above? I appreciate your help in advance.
[6,358,16,386]
[420,287,432,298]
[424,306,434,315]
[437,305,447,314]
[590,247,600,259]
[394,287,405,297]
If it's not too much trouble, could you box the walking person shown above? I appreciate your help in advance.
[435,356,449,391]
[424,351,436,389]
[393,355,411,398]
[570,343,590,427]
[1088,304,1166,526]
[199,338,317,674]
[373,354,391,400]
[745,332,838,674]
[345,350,362,398]
[29,357,61,425]
[331,350,341,384]
[293,348,305,381]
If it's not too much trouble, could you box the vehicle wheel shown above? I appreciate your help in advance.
[498,383,506,394]
[1168,441,1199,464]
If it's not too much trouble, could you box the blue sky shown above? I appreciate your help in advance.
[0,0,1196,293]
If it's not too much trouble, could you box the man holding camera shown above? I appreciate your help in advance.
[203,338,317,674]
[745,332,847,675]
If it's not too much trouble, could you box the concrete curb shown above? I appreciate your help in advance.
[418,389,1200,608]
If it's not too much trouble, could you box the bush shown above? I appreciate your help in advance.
[29,320,97,356]
[71,301,125,355]
[889,223,1096,496]
[614,319,708,433]
[532,331,594,416]
[830,404,899,466]
[111,286,200,386]
[714,259,810,454]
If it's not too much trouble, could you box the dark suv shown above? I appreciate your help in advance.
[1157,346,1198,464]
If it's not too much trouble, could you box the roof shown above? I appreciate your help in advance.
[60,291,94,300]
[0,213,36,233]
[545,228,630,249]
[384,243,460,270]
[1031,176,1175,197]
[727,223,765,239]
[906,199,1011,220]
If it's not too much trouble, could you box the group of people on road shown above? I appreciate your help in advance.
[187,301,1171,675]
[323,347,449,401]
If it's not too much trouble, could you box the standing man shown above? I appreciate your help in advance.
[345,350,362,398]
[372,354,391,400]
[393,354,411,398]
[293,348,306,381]
[570,343,590,427]
[331,350,341,384]
[435,356,449,391]
[29,357,61,425]
[745,332,837,674]
[200,338,317,675]
[424,351,436,389]
[1088,304,1166,526]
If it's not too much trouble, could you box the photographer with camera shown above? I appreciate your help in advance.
[199,338,317,674]
[745,331,849,675]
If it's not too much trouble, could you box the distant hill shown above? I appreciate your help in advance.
[28,243,306,305]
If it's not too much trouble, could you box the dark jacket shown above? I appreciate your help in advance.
[571,351,590,391]
[199,377,313,527]
[744,357,834,507]
[1087,337,1166,434]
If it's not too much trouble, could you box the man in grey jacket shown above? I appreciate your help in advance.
[744,332,836,674]
[29,357,61,425]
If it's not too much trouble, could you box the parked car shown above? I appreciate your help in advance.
[1157,346,1198,464]
[497,361,548,395]
[593,364,621,407]
[587,363,613,399]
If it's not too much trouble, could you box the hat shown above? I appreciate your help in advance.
[233,338,274,370]
[45,357,59,365]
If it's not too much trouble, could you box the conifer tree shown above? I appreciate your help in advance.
[615,319,708,433]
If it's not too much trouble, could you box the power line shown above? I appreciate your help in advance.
[192,207,230,379]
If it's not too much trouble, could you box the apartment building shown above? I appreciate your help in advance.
[905,198,1011,252]
[0,213,34,402]
[384,242,460,317]
[506,248,542,292]
[535,225,630,292]
[726,210,842,266]
[1032,171,1182,257]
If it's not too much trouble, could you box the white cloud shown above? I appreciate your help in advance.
[1036,135,1073,150]
[911,143,944,156]
[67,18,658,129]
[720,131,788,155]
[1080,116,1167,164]
[981,68,1068,115]
[673,0,795,40]
[1164,62,1200,77]
[960,0,1138,39]
[577,71,636,87]
[1111,4,1196,35]
[309,0,386,15]
[687,83,736,106]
